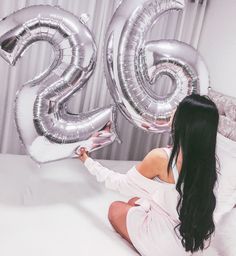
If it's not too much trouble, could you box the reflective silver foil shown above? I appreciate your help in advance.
[0,5,119,163]
[104,0,209,133]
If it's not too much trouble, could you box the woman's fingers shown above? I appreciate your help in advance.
[76,147,89,162]
[80,147,86,154]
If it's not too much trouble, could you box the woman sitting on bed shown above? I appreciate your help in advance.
[78,94,219,256]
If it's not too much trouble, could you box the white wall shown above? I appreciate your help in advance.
[198,0,236,97]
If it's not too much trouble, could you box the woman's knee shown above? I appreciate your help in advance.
[108,201,122,222]
[108,201,132,243]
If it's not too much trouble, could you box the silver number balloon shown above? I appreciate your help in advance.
[0,5,119,163]
[104,0,209,133]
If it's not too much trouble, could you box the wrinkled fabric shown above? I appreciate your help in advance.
[83,154,191,256]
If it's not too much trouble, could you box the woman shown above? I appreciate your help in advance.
[78,94,219,255]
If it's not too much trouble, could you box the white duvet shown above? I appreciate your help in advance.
[0,154,138,256]
[0,142,235,256]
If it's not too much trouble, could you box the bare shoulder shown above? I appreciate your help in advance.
[135,148,168,179]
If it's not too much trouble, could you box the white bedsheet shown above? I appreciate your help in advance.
[1,152,236,256]
[0,154,139,256]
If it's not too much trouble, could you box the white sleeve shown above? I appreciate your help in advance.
[83,157,158,198]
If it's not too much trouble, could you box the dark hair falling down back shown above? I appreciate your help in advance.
[167,94,219,253]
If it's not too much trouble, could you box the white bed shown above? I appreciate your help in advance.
[0,154,139,256]
[0,132,235,256]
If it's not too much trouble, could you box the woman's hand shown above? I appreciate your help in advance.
[78,147,89,163]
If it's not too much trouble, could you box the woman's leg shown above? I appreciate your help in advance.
[108,201,134,243]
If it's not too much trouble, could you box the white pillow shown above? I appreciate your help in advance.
[217,131,236,156]
[214,133,236,222]
[212,209,236,256]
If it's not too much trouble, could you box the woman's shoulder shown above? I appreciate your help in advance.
[135,147,170,179]
[149,147,172,159]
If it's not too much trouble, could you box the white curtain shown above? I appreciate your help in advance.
[0,0,208,160]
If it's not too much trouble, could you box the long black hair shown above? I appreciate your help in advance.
[167,94,219,253]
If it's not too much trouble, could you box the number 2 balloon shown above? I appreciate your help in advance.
[0,5,119,163]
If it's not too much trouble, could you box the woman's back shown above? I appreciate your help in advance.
[127,147,192,256]
[134,147,181,223]
[153,147,180,185]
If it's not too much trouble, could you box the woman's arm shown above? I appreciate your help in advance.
[78,148,164,197]
[83,156,140,196]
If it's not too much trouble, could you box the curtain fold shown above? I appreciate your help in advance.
[0,0,208,160]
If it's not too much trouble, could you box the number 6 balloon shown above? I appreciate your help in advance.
[104,0,209,133]
[0,5,119,163]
